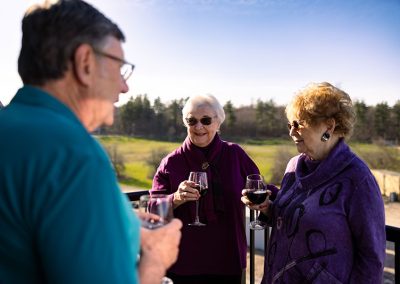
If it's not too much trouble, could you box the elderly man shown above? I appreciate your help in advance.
[0,1,181,283]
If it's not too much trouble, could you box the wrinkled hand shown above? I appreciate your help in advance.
[139,219,182,283]
[173,180,200,208]
[241,189,272,216]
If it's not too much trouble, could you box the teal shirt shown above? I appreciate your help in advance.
[0,86,140,283]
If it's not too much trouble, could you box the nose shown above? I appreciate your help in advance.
[121,78,129,93]
[194,121,204,129]
[288,127,296,136]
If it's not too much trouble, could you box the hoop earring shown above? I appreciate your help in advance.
[321,132,330,142]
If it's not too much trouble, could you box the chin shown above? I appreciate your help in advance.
[104,118,114,126]
[103,109,115,126]
[295,145,304,153]
[193,140,210,148]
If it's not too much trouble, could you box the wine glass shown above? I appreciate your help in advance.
[138,194,174,284]
[188,171,208,226]
[246,174,267,230]
[139,194,172,230]
[148,194,172,228]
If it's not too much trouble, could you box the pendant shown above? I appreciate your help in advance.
[202,162,209,170]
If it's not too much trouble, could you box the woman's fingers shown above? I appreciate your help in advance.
[241,189,271,210]
[175,181,200,202]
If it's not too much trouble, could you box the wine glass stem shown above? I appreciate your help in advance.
[195,200,200,223]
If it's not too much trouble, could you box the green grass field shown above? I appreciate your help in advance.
[98,136,180,188]
[96,135,400,189]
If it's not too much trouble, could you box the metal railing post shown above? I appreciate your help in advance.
[249,209,255,284]
[386,225,400,283]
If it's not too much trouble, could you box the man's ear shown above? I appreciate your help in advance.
[72,44,95,86]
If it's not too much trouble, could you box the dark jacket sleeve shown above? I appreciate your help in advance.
[348,173,386,283]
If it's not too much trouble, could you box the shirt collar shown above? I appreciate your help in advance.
[12,85,82,127]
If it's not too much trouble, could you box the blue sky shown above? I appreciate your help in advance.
[1,0,399,107]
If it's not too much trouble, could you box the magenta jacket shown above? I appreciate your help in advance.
[151,134,259,276]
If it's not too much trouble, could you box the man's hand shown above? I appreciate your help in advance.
[139,218,182,284]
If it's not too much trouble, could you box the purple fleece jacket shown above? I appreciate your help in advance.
[261,139,385,283]
[151,134,259,276]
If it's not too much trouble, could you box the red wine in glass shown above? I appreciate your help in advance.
[247,190,267,204]
[193,184,207,197]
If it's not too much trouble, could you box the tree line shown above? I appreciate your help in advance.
[100,95,400,144]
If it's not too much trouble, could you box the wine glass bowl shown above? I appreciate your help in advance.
[188,171,208,226]
[140,194,171,230]
[192,181,208,197]
[148,194,172,227]
[246,174,267,230]
[246,187,268,205]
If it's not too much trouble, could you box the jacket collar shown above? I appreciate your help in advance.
[296,139,355,189]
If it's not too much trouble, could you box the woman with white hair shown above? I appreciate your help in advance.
[151,94,260,283]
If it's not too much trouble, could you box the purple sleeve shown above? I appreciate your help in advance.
[266,184,279,201]
[151,158,175,202]
[348,174,386,283]
[234,144,260,176]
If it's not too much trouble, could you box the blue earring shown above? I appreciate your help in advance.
[321,132,330,142]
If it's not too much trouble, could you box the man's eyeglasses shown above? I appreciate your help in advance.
[287,120,304,131]
[185,116,213,126]
[93,48,135,81]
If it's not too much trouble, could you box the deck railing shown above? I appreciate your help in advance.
[385,225,400,284]
[125,190,399,283]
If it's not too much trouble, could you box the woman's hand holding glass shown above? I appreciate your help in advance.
[241,189,272,215]
[242,174,271,230]
[173,180,201,208]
